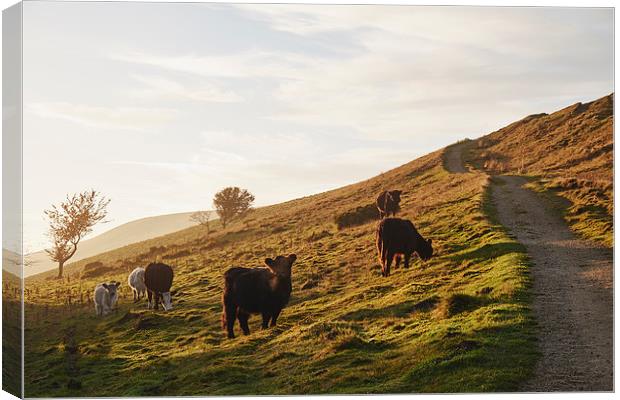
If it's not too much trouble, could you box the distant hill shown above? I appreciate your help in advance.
[25,211,204,277]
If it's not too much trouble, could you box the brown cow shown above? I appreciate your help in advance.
[376,218,433,277]
[376,190,402,218]
[144,262,174,311]
[222,254,297,339]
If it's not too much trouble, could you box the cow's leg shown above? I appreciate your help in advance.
[132,289,137,303]
[385,252,395,277]
[222,294,237,339]
[238,310,250,335]
[404,253,411,269]
[95,303,100,316]
[147,290,153,309]
[154,292,160,310]
[261,312,270,329]
[270,309,281,327]
[394,254,402,269]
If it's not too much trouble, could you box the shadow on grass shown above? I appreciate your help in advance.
[342,296,439,321]
[449,242,525,263]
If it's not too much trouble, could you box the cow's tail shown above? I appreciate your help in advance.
[377,222,387,267]
[221,269,240,331]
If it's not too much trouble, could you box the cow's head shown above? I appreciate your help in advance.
[160,292,173,311]
[417,238,433,261]
[264,254,297,278]
[102,281,121,306]
[390,190,403,202]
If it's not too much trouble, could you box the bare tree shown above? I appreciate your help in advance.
[190,210,212,234]
[44,190,110,278]
[213,187,255,228]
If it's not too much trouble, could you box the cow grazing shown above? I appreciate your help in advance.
[222,254,297,339]
[128,267,147,302]
[144,262,174,311]
[376,190,403,218]
[376,218,433,277]
[93,281,121,316]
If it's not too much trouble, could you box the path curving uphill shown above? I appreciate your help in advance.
[443,141,470,174]
[444,142,613,392]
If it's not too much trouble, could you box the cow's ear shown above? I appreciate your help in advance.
[102,283,109,290]
[427,239,432,245]
[116,282,121,288]
[264,258,275,267]
[289,254,297,262]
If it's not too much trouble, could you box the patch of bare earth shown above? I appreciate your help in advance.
[490,175,612,392]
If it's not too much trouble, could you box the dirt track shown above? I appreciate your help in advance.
[444,143,613,392]
[443,142,469,174]
[491,176,612,392]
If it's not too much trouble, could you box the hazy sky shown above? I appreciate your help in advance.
[22,3,613,251]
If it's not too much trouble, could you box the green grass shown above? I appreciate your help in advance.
[524,178,613,247]
[24,149,537,396]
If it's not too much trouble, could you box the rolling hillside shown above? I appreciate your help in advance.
[26,211,203,277]
[24,147,536,396]
[22,95,612,396]
[470,94,613,245]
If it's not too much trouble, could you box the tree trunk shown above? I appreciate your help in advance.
[57,261,64,279]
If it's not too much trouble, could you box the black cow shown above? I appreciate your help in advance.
[376,190,402,218]
[376,218,433,277]
[222,254,297,339]
[144,262,174,310]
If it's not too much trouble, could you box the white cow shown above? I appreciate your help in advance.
[93,282,121,316]
[128,267,147,302]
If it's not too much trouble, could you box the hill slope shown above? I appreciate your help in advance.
[24,146,535,395]
[470,94,613,245]
[26,211,202,277]
[23,95,613,396]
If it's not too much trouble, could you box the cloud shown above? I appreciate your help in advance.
[110,50,309,80]
[26,102,179,132]
[129,74,244,103]
[110,6,612,141]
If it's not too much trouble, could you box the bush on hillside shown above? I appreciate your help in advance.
[334,203,378,230]
[81,261,113,279]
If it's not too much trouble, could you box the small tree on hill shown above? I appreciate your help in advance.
[44,190,110,278]
[190,210,212,235]
[213,187,255,228]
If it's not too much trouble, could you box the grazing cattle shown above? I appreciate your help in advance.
[128,267,147,302]
[376,218,433,277]
[222,254,297,339]
[144,262,174,311]
[93,281,121,316]
[376,190,403,218]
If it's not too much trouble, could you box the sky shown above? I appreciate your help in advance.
[22,2,613,252]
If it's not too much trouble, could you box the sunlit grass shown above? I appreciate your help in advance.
[24,149,536,396]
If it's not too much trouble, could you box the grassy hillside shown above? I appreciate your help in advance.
[3,269,22,397]
[24,148,536,396]
[469,94,613,246]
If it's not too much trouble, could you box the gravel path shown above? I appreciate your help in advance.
[443,142,469,173]
[444,141,613,392]
[490,175,613,392]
